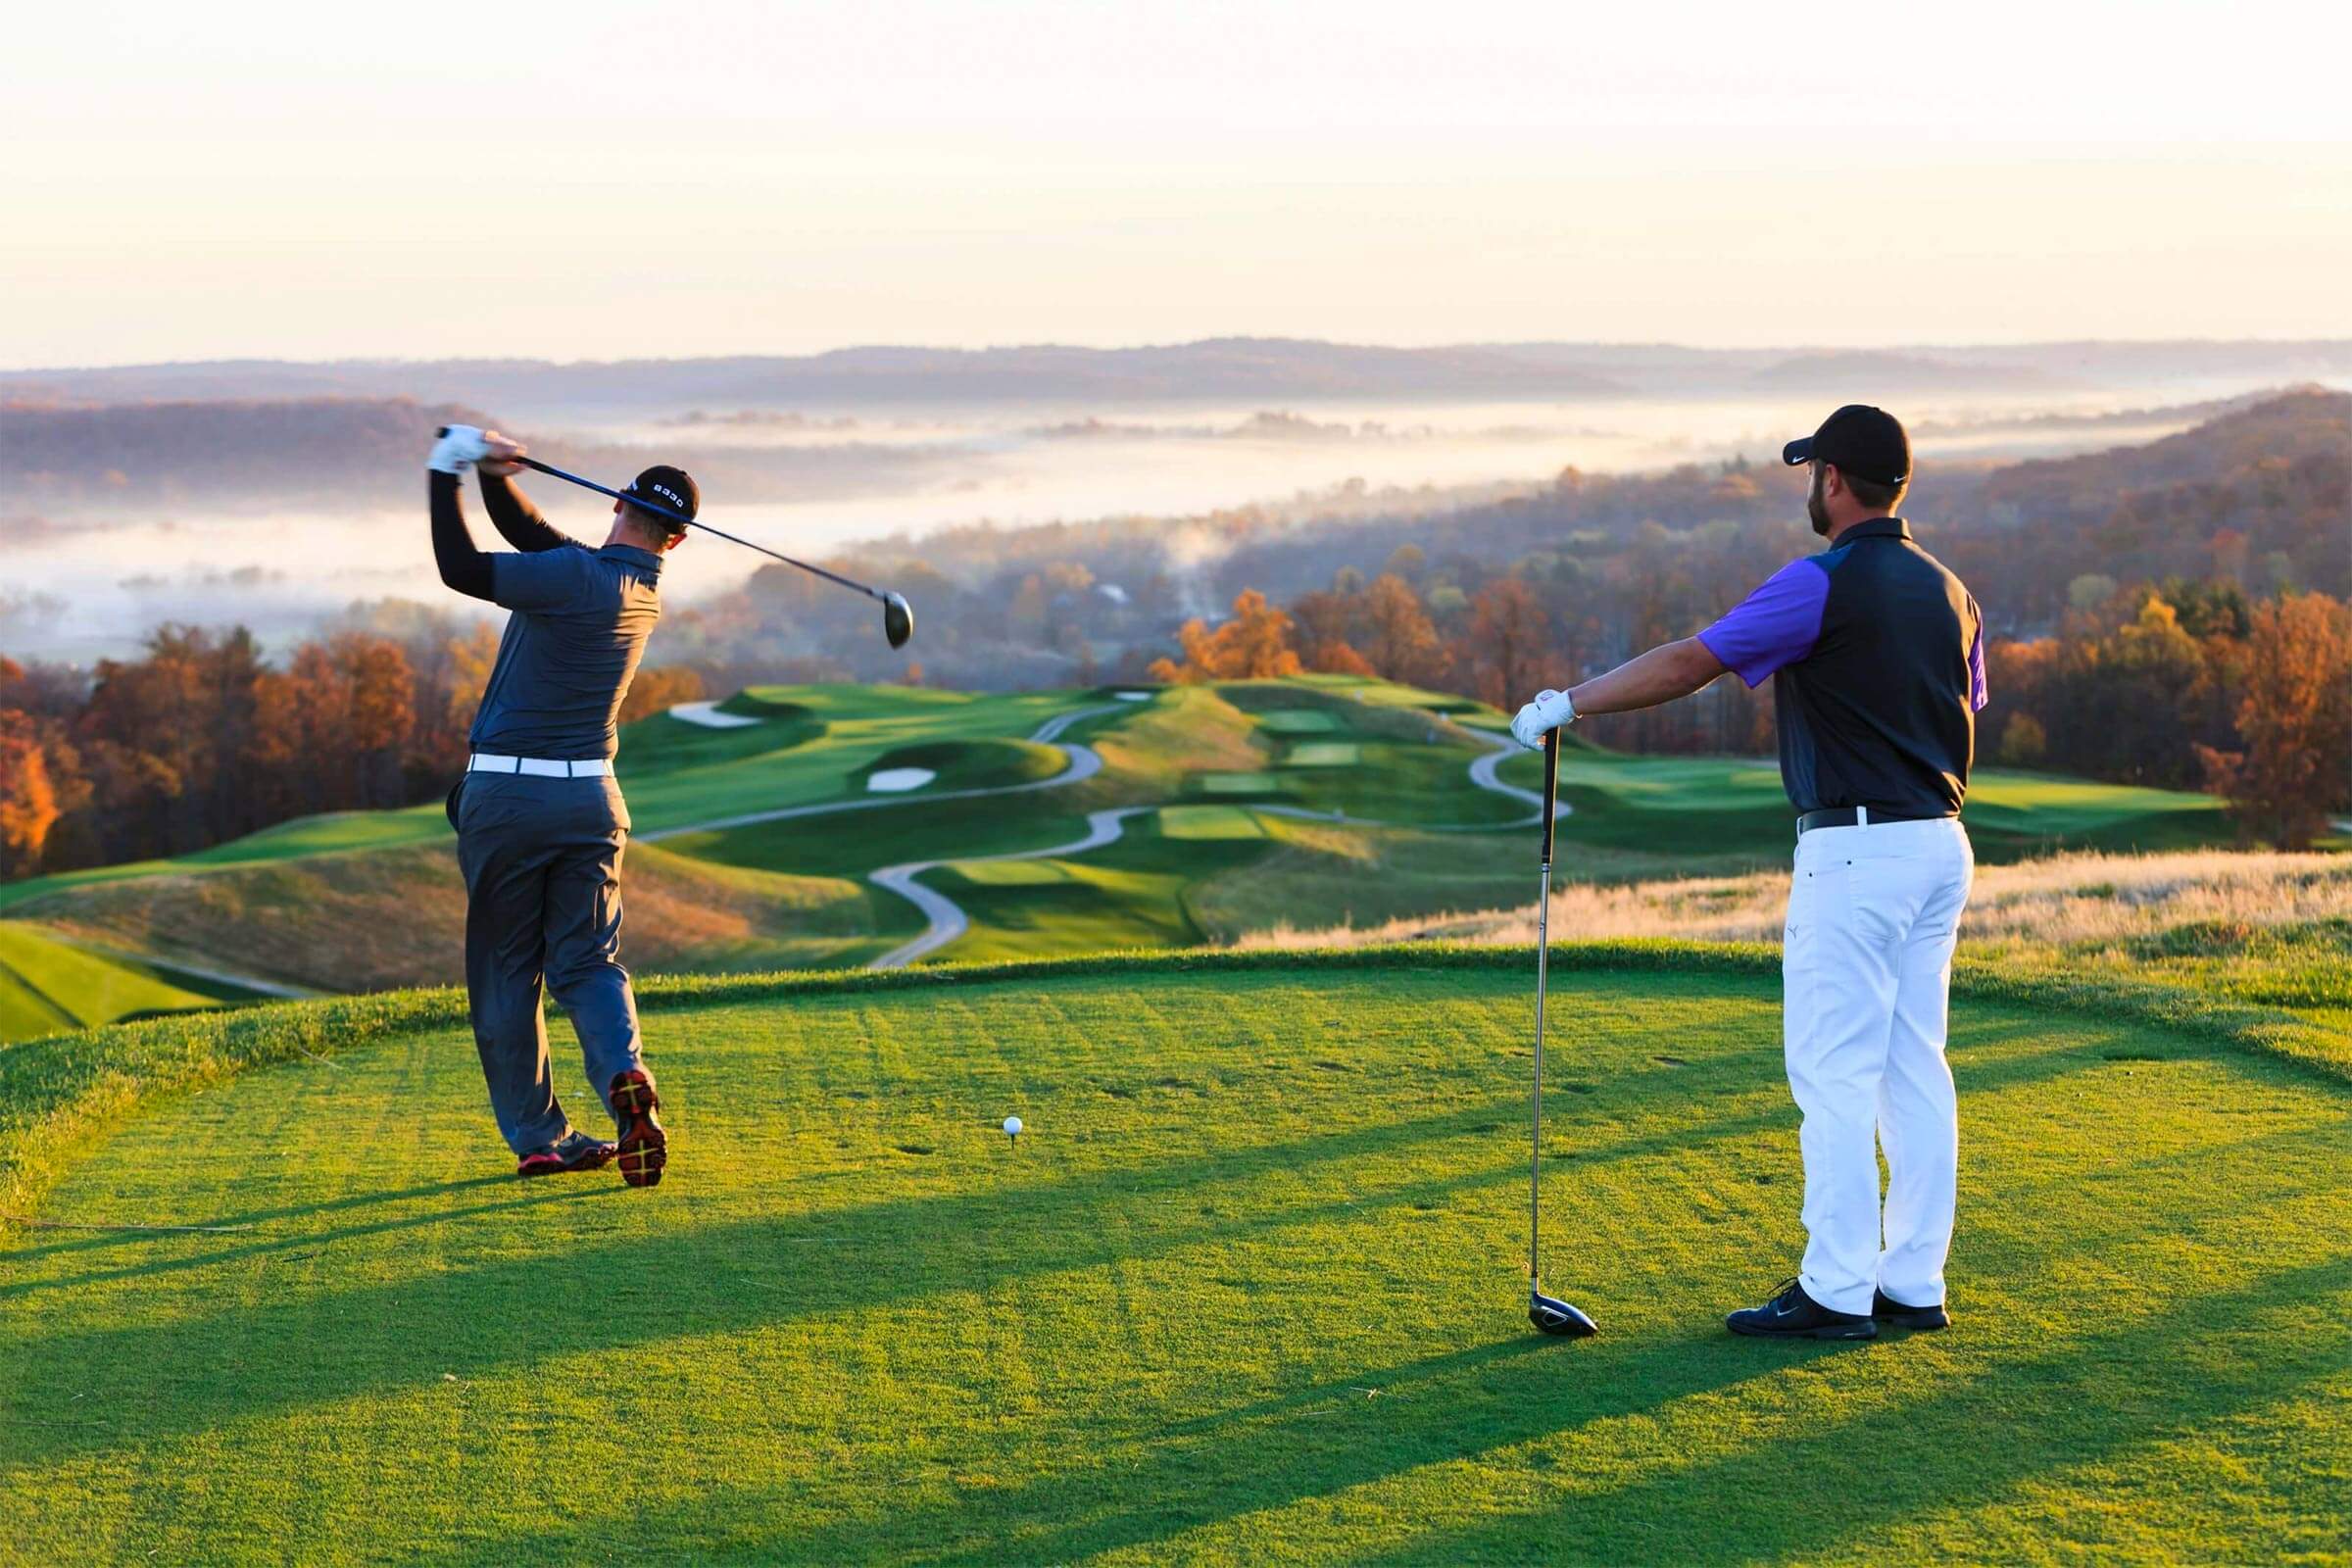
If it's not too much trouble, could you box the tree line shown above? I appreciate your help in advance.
[0,616,705,880]
[1148,564,2352,850]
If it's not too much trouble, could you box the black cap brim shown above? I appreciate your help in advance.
[1782,437,1814,466]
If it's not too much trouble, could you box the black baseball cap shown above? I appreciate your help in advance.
[621,465,699,526]
[1782,405,1910,488]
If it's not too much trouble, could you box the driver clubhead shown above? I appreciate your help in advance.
[1530,1290,1597,1338]
[882,592,914,649]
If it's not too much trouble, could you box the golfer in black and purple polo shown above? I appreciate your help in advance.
[1513,405,1987,1340]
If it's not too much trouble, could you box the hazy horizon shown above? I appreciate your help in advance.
[9,1,2349,368]
[12,332,2352,378]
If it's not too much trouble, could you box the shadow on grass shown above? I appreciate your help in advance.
[0,1181,628,1302]
[0,1174,517,1267]
[1344,1254,2352,1566]
[0,1018,2171,1469]
[423,1252,2352,1568]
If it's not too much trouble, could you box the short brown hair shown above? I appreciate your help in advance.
[1843,470,1907,514]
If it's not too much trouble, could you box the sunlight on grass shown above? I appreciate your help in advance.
[2,960,2344,1563]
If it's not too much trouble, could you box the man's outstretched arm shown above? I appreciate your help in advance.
[1567,638,1727,716]
[1511,557,1827,750]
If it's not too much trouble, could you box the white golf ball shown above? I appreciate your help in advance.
[1003,1116,1023,1138]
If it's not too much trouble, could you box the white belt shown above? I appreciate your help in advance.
[467,754,612,778]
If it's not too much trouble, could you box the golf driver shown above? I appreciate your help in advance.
[1528,728,1598,1338]
[502,450,915,648]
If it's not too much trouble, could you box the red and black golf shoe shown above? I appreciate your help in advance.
[610,1068,667,1188]
[516,1129,617,1178]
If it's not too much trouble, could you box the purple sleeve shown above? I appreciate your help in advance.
[1967,603,1988,712]
[1696,559,1831,689]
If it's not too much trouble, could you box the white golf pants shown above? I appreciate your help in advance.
[1783,814,1975,1315]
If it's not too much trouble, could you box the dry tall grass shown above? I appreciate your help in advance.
[1235,851,2352,955]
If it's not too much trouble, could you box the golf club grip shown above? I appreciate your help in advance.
[1540,730,1560,864]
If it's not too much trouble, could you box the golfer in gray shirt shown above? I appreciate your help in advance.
[427,422,688,1186]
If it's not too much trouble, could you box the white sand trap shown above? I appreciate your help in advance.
[867,767,937,793]
[668,701,761,729]
[1114,691,1152,702]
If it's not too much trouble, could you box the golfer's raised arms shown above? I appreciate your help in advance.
[479,470,569,554]
[427,470,496,602]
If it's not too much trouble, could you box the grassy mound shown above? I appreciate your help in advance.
[0,678,2246,1016]
[2,952,2344,1563]
[0,925,228,1042]
[852,739,1067,793]
[4,843,882,997]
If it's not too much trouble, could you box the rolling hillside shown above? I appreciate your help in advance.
[0,678,2241,1042]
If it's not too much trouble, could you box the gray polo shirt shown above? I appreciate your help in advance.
[467,542,663,761]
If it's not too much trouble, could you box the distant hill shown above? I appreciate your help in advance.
[0,339,1627,412]
[8,337,2348,415]
[1747,351,2067,394]
[0,395,962,513]
[1975,383,2352,520]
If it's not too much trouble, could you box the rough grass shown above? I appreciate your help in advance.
[7,842,880,996]
[1240,853,2352,1051]
[2,953,2345,1564]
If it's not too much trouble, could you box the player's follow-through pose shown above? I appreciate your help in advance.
[426,422,694,1186]
[1512,405,1987,1341]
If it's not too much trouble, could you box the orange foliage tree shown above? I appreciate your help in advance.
[2196,593,2352,848]
[1465,576,1551,709]
[1148,590,1301,682]
[0,715,60,876]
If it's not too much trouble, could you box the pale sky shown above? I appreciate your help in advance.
[6,0,2348,368]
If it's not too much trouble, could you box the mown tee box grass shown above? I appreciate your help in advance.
[2,954,2344,1564]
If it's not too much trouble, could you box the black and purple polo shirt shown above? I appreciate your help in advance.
[1697,517,1988,818]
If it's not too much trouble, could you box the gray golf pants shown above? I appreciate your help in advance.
[455,770,645,1154]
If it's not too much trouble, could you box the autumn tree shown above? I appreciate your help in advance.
[1148,590,1301,682]
[1464,576,1551,709]
[0,715,59,876]
[1287,587,1375,675]
[1361,574,1449,688]
[2197,592,2352,848]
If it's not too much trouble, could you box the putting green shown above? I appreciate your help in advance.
[1254,710,1342,735]
[1196,772,1286,797]
[1283,742,1361,768]
[3,954,2344,1564]
[1156,807,1268,842]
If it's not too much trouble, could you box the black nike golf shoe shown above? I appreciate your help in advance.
[1872,1289,1950,1331]
[516,1129,616,1178]
[1727,1278,1877,1341]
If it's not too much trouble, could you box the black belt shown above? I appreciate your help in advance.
[1795,807,1951,836]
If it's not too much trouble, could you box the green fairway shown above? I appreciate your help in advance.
[0,676,2247,1022]
[1494,748,2230,868]
[0,924,229,1039]
[2,953,2345,1564]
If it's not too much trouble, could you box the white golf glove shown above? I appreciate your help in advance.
[1510,688,1578,751]
[427,423,490,474]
